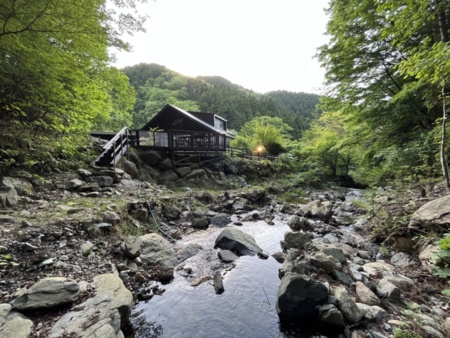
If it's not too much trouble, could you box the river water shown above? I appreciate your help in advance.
[131,213,335,338]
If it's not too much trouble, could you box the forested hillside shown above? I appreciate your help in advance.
[122,63,320,138]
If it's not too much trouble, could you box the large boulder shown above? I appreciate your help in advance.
[176,166,192,177]
[141,151,161,166]
[0,186,18,208]
[163,205,181,221]
[1,177,33,196]
[282,231,311,250]
[214,228,262,256]
[158,158,173,170]
[276,273,328,320]
[410,195,450,227]
[185,169,207,180]
[210,213,232,226]
[333,285,364,324]
[0,304,33,338]
[296,200,334,222]
[305,241,347,264]
[139,233,177,281]
[48,274,133,338]
[11,277,80,310]
[123,160,139,179]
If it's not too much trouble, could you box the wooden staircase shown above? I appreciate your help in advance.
[93,127,133,167]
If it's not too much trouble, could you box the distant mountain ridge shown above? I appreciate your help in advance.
[122,63,320,138]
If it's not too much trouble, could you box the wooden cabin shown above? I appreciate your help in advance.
[92,104,236,167]
[136,104,234,152]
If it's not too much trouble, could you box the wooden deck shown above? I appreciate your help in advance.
[92,128,253,167]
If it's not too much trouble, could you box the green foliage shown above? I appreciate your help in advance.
[0,0,143,170]
[314,0,450,185]
[231,116,292,156]
[299,110,358,180]
[393,328,422,338]
[434,234,450,297]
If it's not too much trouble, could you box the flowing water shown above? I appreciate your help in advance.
[130,207,353,338]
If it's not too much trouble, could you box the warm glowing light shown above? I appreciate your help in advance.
[256,146,264,153]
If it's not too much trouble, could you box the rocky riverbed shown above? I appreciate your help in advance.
[0,163,450,338]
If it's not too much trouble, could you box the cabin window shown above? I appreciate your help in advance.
[214,118,225,130]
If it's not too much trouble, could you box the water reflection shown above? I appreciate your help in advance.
[131,215,339,338]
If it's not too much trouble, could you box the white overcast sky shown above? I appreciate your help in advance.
[112,0,330,94]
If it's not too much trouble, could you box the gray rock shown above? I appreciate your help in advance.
[176,166,192,177]
[378,278,402,302]
[103,211,121,225]
[349,264,364,281]
[296,200,333,222]
[418,244,438,271]
[390,252,415,267]
[444,317,450,336]
[214,228,262,256]
[333,270,354,285]
[210,214,231,226]
[11,277,80,310]
[410,195,450,226]
[77,168,92,179]
[139,233,177,281]
[87,175,114,187]
[362,261,394,277]
[191,217,210,230]
[218,250,239,263]
[282,231,311,250]
[310,252,342,273]
[306,242,347,264]
[161,170,178,181]
[184,169,207,180]
[158,157,173,170]
[141,151,161,166]
[81,241,95,256]
[123,160,139,179]
[422,325,444,338]
[0,303,33,338]
[272,252,285,263]
[77,182,99,192]
[163,205,181,221]
[0,215,14,224]
[358,304,386,321]
[1,177,33,196]
[333,285,364,324]
[48,274,133,338]
[124,236,142,258]
[276,273,328,320]
[317,304,345,328]
[355,281,380,305]
[288,216,312,231]
[213,271,224,294]
[0,186,18,208]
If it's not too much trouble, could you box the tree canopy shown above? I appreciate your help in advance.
[315,0,450,184]
[0,0,145,168]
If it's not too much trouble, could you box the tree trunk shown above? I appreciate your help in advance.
[435,0,450,188]
[441,83,450,188]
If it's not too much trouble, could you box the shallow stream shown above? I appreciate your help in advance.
[130,193,364,338]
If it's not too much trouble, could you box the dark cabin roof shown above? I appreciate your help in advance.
[141,104,234,138]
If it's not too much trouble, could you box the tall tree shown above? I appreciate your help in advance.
[0,0,145,167]
[318,0,448,182]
